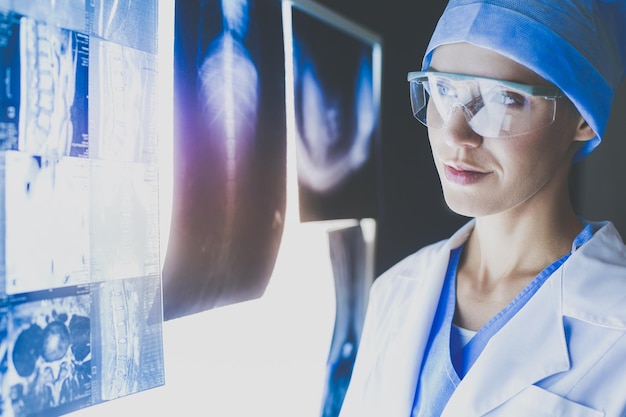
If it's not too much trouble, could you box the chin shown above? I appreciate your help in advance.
[442,191,495,218]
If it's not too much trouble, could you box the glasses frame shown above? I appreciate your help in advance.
[406,71,563,99]
[406,71,564,137]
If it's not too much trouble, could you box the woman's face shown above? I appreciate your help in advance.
[427,42,586,218]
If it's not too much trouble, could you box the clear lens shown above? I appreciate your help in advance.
[409,73,559,137]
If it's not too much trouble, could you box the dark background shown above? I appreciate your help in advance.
[313,1,463,275]
[313,0,626,277]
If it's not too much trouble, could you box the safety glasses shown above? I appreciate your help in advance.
[407,71,563,137]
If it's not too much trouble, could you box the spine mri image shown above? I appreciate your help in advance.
[0,1,164,416]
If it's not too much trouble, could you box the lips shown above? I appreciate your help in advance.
[443,162,490,185]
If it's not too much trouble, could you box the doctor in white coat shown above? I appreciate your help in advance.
[339,1,626,416]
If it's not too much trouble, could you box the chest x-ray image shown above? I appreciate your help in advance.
[162,0,287,320]
[291,5,381,222]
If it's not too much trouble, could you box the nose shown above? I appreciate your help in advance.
[441,105,482,148]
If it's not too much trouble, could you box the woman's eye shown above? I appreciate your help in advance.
[435,81,456,97]
[495,90,526,106]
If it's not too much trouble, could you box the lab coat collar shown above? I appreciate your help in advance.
[441,220,626,416]
[352,220,626,416]
[562,221,626,329]
[368,221,474,416]
[442,261,570,416]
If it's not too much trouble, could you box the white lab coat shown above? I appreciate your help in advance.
[339,220,626,417]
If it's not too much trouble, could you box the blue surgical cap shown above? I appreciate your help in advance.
[422,0,626,162]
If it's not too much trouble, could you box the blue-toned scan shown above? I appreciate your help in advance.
[321,224,369,417]
[92,0,157,54]
[90,276,164,402]
[3,286,92,417]
[3,152,90,295]
[89,159,160,282]
[292,7,379,222]
[0,1,164,416]
[0,0,88,33]
[0,11,89,158]
[163,0,287,320]
[0,11,20,152]
[88,39,158,163]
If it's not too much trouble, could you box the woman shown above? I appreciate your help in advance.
[339,1,626,416]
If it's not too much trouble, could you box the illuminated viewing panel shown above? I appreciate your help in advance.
[0,1,164,416]
[0,0,381,415]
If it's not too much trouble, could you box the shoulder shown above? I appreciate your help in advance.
[375,220,474,281]
[371,220,474,297]
[372,240,446,288]
[563,221,626,329]
[376,239,447,282]
[363,239,448,318]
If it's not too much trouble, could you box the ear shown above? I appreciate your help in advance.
[573,117,596,142]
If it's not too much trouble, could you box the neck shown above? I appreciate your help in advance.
[454,147,584,331]
[464,162,583,284]
[454,206,581,331]
[469,210,580,278]
[454,202,582,331]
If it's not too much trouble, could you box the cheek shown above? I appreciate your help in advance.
[428,136,448,181]
[513,129,574,175]
[428,132,445,163]
[496,131,574,204]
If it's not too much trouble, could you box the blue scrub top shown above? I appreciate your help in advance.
[411,223,594,417]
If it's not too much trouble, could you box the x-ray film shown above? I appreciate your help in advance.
[3,151,90,295]
[88,38,158,163]
[0,1,164,415]
[92,0,157,54]
[0,11,20,152]
[5,13,90,158]
[162,0,287,320]
[322,223,371,417]
[0,278,164,416]
[90,276,164,402]
[0,0,88,33]
[285,3,381,415]
[89,159,160,282]
[2,286,93,417]
[289,1,381,222]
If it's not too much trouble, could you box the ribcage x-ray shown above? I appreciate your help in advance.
[162,0,287,320]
